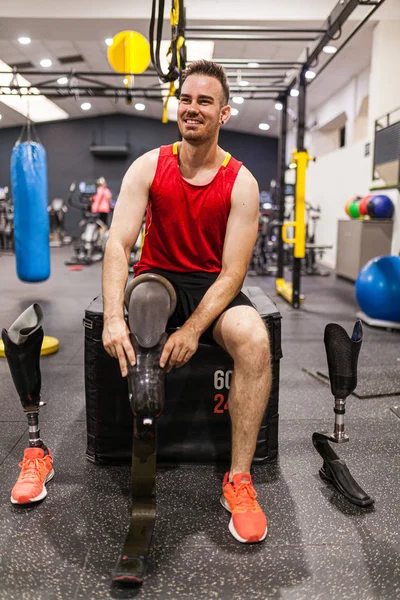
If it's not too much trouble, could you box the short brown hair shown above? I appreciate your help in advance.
[180,60,230,106]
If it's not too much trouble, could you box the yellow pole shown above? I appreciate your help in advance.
[292,149,306,259]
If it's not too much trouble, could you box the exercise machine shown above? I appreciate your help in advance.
[65,182,106,266]
[48,197,70,247]
[0,187,14,251]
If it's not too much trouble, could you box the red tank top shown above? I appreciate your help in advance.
[134,143,243,275]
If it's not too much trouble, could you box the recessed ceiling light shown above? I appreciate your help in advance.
[289,162,297,169]
[105,38,113,47]
[18,37,31,45]
[305,70,316,80]
[40,59,52,68]
[135,103,146,111]
[123,77,128,85]
[57,77,68,85]
[290,89,299,97]
[275,102,283,111]
[247,62,260,68]
[81,102,91,111]
[0,114,2,120]
[232,96,244,104]
[259,123,270,131]
[230,108,239,116]
[323,45,337,54]
[239,80,249,87]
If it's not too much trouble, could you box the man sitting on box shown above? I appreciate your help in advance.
[102,60,272,544]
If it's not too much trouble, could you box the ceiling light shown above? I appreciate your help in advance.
[305,70,316,80]
[289,162,297,169]
[20,87,28,95]
[239,80,249,87]
[105,38,113,46]
[18,37,31,45]
[81,102,91,111]
[275,102,283,111]
[230,108,239,116]
[123,77,128,85]
[40,59,52,68]
[135,103,146,111]
[259,123,270,131]
[0,114,2,120]
[290,89,299,97]
[247,62,260,68]
[323,45,337,54]
[57,77,68,85]
[232,96,244,104]
[0,59,69,123]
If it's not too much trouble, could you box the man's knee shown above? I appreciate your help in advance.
[214,306,270,364]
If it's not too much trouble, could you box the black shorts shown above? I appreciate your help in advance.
[139,268,254,344]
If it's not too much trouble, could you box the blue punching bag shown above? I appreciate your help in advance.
[11,141,51,282]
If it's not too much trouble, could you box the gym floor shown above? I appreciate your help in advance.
[1,246,399,600]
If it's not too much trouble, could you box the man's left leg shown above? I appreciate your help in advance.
[213,305,271,543]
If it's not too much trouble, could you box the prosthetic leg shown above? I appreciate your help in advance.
[312,321,374,508]
[112,274,176,584]
[2,304,54,504]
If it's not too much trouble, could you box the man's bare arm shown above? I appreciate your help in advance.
[102,149,159,375]
[160,166,259,370]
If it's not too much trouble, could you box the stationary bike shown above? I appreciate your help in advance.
[48,197,70,247]
[65,182,107,266]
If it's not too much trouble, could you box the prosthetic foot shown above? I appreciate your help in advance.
[2,304,54,504]
[312,321,374,508]
[112,274,176,585]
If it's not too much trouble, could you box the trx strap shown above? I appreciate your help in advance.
[149,0,186,122]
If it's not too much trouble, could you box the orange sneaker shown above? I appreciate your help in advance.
[11,447,54,505]
[221,472,268,543]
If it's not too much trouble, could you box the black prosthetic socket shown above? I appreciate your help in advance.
[313,321,374,508]
[128,333,168,421]
[2,326,43,411]
[124,273,177,425]
[324,320,362,399]
[1,304,47,451]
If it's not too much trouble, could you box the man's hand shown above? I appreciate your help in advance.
[160,325,199,373]
[102,317,136,377]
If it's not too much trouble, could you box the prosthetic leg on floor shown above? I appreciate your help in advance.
[2,304,54,504]
[312,321,374,508]
[112,274,176,584]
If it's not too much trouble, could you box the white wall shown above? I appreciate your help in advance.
[306,140,372,268]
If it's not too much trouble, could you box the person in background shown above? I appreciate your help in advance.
[91,177,112,228]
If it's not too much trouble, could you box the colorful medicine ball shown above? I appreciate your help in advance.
[367,195,394,219]
[359,194,374,216]
[345,195,361,217]
[349,198,361,219]
[355,255,400,322]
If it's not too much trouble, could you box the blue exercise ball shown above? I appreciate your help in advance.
[367,194,394,219]
[355,255,400,322]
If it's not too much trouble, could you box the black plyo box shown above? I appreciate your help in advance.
[84,286,282,465]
